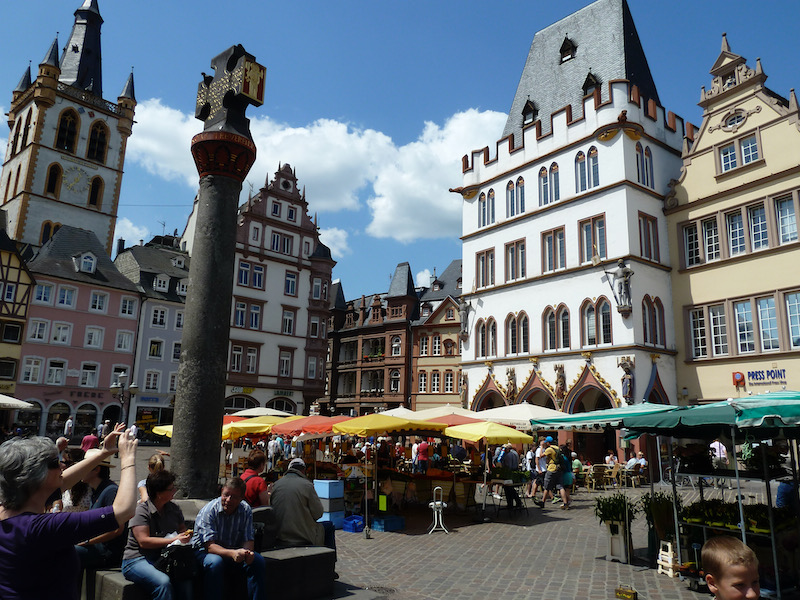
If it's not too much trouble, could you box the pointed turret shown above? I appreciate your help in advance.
[116,71,136,139]
[59,0,104,97]
[42,37,60,68]
[13,66,31,96]
[32,37,61,109]
[119,70,135,102]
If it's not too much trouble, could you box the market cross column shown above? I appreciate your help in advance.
[171,45,265,499]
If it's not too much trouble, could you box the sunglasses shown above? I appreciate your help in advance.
[47,456,62,470]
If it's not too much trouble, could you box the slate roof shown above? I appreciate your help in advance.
[502,0,659,143]
[412,259,462,326]
[59,0,104,97]
[386,262,416,299]
[329,280,347,311]
[27,225,138,292]
[114,243,190,303]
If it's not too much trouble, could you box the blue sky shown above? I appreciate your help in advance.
[1,1,796,299]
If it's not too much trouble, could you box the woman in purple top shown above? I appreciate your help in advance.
[0,424,138,600]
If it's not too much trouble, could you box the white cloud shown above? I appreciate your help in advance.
[365,108,507,243]
[415,268,432,288]
[318,227,350,259]
[126,99,199,186]
[113,217,150,254]
[248,118,394,214]
[125,99,506,245]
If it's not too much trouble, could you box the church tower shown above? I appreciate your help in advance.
[0,0,136,256]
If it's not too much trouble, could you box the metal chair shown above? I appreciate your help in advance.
[427,485,449,534]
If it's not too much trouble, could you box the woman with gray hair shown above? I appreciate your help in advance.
[0,424,138,599]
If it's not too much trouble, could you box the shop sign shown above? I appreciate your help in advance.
[273,389,294,397]
[139,396,161,404]
[230,387,255,394]
[746,367,788,386]
[67,369,80,378]
[68,390,107,399]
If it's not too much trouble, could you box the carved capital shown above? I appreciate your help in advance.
[191,131,257,182]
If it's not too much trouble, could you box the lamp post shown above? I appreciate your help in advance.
[110,373,139,426]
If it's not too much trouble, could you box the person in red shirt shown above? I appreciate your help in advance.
[416,439,429,474]
[81,428,100,452]
[241,449,270,507]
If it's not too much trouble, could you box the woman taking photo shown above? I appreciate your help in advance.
[122,469,193,600]
[0,424,137,599]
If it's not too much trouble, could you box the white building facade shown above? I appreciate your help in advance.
[456,1,689,457]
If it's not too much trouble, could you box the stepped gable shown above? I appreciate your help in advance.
[502,0,659,144]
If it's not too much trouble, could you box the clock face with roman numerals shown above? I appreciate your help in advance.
[64,166,89,193]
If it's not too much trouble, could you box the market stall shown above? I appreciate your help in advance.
[621,393,800,599]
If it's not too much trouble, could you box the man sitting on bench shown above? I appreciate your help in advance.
[193,478,266,600]
[270,459,337,576]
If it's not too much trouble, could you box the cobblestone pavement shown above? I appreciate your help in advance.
[128,446,784,600]
[333,487,705,600]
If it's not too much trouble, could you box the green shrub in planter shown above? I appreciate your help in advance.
[641,490,682,540]
[594,491,640,526]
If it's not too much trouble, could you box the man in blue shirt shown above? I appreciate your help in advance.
[193,478,266,600]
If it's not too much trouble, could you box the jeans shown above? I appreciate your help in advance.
[195,549,266,600]
[321,520,337,560]
[122,556,193,600]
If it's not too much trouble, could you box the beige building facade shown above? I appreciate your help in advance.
[666,35,800,402]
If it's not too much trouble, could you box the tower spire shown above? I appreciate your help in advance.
[59,0,104,96]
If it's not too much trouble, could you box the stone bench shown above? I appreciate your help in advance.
[94,547,336,600]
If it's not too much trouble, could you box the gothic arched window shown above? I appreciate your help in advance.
[87,121,109,163]
[55,110,79,154]
[88,177,103,208]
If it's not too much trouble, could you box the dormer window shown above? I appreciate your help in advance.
[154,276,169,292]
[582,72,600,96]
[432,282,442,291]
[521,98,537,125]
[421,305,431,317]
[171,256,185,269]
[560,36,577,63]
[178,280,188,295]
[76,253,96,274]
[456,278,462,289]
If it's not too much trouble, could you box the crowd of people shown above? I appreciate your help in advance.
[0,428,336,600]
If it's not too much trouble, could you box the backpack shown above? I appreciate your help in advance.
[552,446,564,473]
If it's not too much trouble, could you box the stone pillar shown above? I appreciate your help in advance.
[171,45,265,499]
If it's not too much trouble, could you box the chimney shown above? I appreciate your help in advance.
[139,239,144,246]
[116,238,125,256]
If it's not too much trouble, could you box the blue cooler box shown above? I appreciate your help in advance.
[314,479,344,499]
[318,511,345,529]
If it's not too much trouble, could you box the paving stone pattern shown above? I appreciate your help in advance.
[128,446,760,600]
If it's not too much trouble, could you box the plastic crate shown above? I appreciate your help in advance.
[317,511,345,529]
[370,515,405,532]
[314,479,344,499]
[342,515,364,533]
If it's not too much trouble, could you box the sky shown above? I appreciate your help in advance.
[0,1,796,299]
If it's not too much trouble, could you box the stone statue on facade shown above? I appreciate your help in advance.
[554,364,566,403]
[505,368,517,403]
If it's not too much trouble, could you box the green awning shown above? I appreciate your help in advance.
[529,401,676,430]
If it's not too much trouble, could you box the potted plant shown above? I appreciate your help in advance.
[641,491,682,562]
[594,492,640,563]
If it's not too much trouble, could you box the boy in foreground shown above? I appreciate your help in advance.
[702,536,760,600]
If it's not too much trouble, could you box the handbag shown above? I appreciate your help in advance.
[154,543,197,580]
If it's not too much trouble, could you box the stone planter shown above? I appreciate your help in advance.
[606,521,633,563]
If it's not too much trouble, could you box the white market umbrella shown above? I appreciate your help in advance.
[477,403,564,430]
[413,404,479,420]
[0,394,33,409]
[232,407,293,417]
[381,406,417,418]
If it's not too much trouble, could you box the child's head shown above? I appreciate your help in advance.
[148,453,165,474]
[702,537,759,600]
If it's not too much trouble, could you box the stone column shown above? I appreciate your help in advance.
[171,45,265,498]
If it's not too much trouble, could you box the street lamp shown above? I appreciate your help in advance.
[110,373,139,426]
